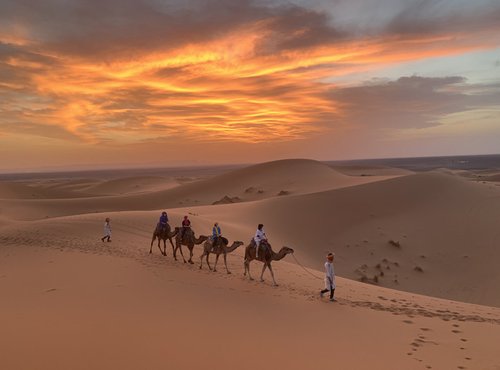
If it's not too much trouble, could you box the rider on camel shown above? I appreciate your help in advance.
[253,223,268,259]
[181,215,191,240]
[158,211,169,233]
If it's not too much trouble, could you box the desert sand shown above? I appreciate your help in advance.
[1,158,500,370]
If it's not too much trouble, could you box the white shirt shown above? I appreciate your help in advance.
[324,261,336,289]
[104,222,112,235]
[254,229,266,244]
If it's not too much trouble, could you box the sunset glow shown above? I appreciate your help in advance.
[1,0,499,170]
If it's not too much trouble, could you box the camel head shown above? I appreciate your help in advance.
[280,246,294,255]
[234,241,244,248]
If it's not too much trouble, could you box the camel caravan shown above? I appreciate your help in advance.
[149,212,294,286]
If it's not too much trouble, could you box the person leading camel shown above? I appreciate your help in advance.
[320,253,336,302]
[254,224,267,259]
[181,215,191,240]
[158,211,169,233]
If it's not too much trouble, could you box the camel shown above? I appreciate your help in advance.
[173,227,209,264]
[149,223,178,256]
[199,238,244,274]
[243,240,294,286]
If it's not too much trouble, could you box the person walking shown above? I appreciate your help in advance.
[101,217,112,242]
[320,252,336,302]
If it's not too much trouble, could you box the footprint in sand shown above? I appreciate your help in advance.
[45,288,57,293]
[452,330,462,334]
[460,338,468,342]
[403,320,413,324]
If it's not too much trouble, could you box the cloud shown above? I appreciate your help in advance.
[328,76,500,129]
[0,0,500,151]
[384,0,500,36]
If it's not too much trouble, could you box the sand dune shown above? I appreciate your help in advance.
[175,172,500,307]
[1,212,499,370]
[0,176,180,199]
[79,176,179,195]
[1,170,499,307]
[1,159,500,369]
[0,159,400,220]
[331,164,414,176]
[485,173,500,182]
[0,181,86,199]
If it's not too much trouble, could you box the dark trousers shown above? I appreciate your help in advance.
[181,227,189,239]
[321,287,335,299]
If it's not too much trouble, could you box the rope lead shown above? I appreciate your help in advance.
[291,253,323,280]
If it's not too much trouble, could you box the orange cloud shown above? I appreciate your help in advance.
[1,0,499,153]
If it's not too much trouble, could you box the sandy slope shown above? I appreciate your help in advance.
[1,216,499,370]
[187,171,500,307]
[1,158,500,369]
[1,160,500,306]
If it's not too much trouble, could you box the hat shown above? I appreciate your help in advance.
[327,252,335,260]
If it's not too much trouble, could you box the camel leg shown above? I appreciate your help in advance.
[267,263,278,286]
[162,238,167,256]
[245,260,254,280]
[169,238,175,256]
[150,236,155,254]
[223,253,231,274]
[176,245,187,263]
[260,263,267,282]
[188,246,194,264]
[199,252,205,269]
[206,253,212,271]
[157,237,162,254]
[213,254,220,272]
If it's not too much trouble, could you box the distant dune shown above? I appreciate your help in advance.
[0,181,86,199]
[80,176,179,195]
[485,173,500,182]
[0,159,398,220]
[331,164,414,176]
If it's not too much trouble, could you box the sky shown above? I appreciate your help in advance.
[0,0,499,171]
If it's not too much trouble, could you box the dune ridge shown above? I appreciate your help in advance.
[0,159,402,221]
